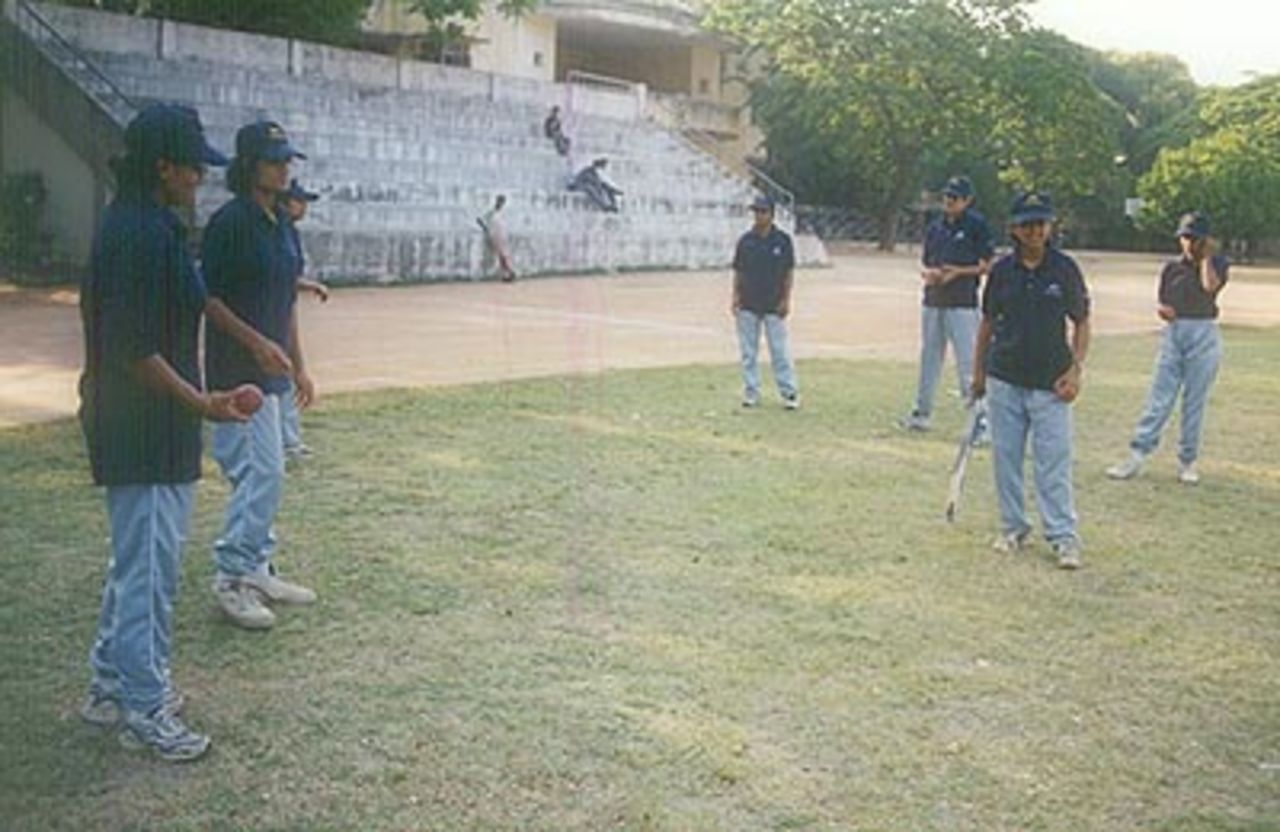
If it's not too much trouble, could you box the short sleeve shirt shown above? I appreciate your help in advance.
[922,209,995,308]
[202,196,301,395]
[79,195,207,486]
[1159,255,1229,319]
[982,247,1090,391]
[286,221,306,280]
[734,226,795,314]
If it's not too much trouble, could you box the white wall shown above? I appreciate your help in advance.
[689,44,720,100]
[470,13,557,83]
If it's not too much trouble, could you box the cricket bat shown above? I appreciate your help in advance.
[945,398,986,523]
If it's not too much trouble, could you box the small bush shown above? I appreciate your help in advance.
[0,172,53,280]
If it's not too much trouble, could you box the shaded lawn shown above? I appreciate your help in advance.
[1,329,1277,831]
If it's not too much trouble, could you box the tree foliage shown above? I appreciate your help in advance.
[52,0,377,45]
[1138,76,1280,255]
[706,0,1135,249]
[984,29,1124,218]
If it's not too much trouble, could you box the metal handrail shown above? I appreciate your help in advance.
[565,69,638,94]
[647,95,796,230]
[11,0,137,121]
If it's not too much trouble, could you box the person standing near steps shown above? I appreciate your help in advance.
[732,195,800,410]
[203,121,319,630]
[78,104,250,762]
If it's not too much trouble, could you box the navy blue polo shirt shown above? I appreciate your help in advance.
[285,221,305,279]
[202,196,300,395]
[733,225,795,314]
[1159,254,1229,319]
[982,246,1090,391]
[79,194,207,486]
[922,208,995,308]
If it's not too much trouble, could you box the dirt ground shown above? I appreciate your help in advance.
[4,247,1280,428]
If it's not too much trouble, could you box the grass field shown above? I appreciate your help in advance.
[1,330,1277,831]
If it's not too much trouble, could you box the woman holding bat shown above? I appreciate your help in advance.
[971,192,1091,570]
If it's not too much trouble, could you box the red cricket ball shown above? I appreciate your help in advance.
[232,384,264,415]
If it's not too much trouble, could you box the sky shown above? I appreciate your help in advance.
[1029,0,1279,87]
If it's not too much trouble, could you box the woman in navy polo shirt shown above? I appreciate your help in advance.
[1107,211,1228,485]
[901,175,994,433]
[203,121,318,630]
[972,192,1091,570]
[79,103,248,761]
[278,178,327,461]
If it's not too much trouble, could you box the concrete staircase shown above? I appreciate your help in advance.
[7,1,791,282]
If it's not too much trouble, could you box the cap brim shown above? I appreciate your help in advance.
[202,144,230,167]
[1176,227,1205,238]
[260,144,307,162]
[1012,209,1055,224]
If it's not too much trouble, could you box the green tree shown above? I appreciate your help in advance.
[1138,77,1280,256]
[153,0,376,44]
[708,0,1131,250]
[984,29,1127,244]
[706,0,1030,250]
[49,0,377,45]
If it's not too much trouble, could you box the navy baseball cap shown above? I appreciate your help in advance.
[942,176,974,199]
[285,179,320,202]
[1010,191,1055,224]
[1176,211,1210,239]
[235,120,306,163]
[750,195,775,212]
[124,103,228,167]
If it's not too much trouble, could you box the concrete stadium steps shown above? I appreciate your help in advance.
[90,51,711,157]
[56,26,760,279]
[92,56,738,188]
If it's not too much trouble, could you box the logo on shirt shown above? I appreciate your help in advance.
[1044,283,1063,299]
[773,247,783,256]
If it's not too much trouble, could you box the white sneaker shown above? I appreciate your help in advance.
[214,580,276,629]
[1178,462,1201,485]
[897,411,930,432]
[782,393,801,411]
[991,529,1032,554]
[119,707,210,762]
[1106,451,1146,480]
[1053,539,1084,570]
[239,571,317,606]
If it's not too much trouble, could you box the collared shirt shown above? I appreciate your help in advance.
[982,246,1090,391]
[285,221,306,279]
[921,208,995,308]
[1159,254,1229,319]
[733,225,795,314]
[79,194,207,486]
[202,195,301,395]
